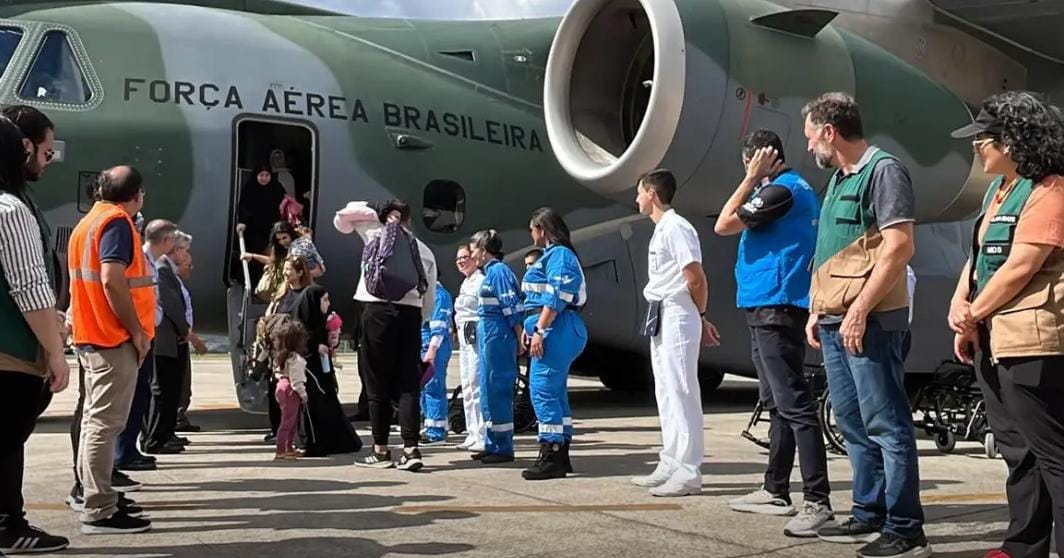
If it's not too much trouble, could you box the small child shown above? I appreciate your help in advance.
[269,318,309,460]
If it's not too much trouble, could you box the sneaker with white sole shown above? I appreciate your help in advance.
[66,491,143,518]
[396,448,424,472]
[857,532,932,558]
[630,470,672,488]
[649,481,701,497]
[355,450,394,469]
[784,500,835,538]
[0,522,70,554]
[456,439,474,450]
[110,471,142,493]
[728,488,796,516]
[80,511,151,535]
[817,517,881,544]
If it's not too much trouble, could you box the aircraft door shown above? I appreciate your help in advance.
[226,116,317,413]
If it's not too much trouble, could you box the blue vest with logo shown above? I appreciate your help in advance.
[735,170,819,309]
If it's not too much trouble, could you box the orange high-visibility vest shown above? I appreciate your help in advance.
[68,202,156,347]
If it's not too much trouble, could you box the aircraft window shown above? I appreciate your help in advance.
[0,28,23,79]
[422,180,465,233]
[19,30,91,104]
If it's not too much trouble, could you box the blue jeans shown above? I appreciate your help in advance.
[820,320,924,538]
[115,347,153,464]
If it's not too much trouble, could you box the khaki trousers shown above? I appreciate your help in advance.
[76,343,138,522]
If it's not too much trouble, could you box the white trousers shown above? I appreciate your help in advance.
[649,295,704,487]
[458,330,485,447]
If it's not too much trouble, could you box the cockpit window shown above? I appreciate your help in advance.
[19,30,91,104]
[0,27,23,79]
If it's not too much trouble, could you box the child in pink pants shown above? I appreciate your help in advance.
[269,319,309,460]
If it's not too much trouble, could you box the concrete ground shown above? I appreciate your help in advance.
[24,355,1028,558]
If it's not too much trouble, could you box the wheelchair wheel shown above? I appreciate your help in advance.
[984,432,999,459]
[818,389,847,455]
[935,431,956,453]
[514,368,538,434]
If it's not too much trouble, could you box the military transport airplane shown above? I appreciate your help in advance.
[3,0,1061,411]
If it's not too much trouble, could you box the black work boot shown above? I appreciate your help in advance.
[522,443,567,480]
[561,442,574,474]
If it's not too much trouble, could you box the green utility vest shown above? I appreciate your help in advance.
[971,175,1064,361]
[809,149,909,316]
[973,176,1036,294]
[0,195,56,364]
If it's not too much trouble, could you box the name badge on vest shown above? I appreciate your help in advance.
[983,243,1010,258]
[642,301,661,338]
[990,214,1018,225]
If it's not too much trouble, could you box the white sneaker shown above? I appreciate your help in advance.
[630,470,672,488]
[467,444,485,453]
[728,488,797,516]
[649,481,701,497]
[456,440,473,450]
[784,500,835,538]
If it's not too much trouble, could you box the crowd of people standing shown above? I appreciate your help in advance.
[1,87,1063,558]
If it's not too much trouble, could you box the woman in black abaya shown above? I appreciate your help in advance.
[288,273,362,457]
[236,165,286,286]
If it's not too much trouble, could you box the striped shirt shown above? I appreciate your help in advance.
[0,192,56,313]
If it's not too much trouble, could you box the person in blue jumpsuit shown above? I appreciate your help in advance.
[470,229,524,463]
[520,207,588,480]
[420,282,453,445]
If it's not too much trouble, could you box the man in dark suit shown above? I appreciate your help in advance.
[144,231,190,454]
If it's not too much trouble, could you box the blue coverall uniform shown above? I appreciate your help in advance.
[477,259,523,457]
[420,283,453,442]
[521,244,587,444]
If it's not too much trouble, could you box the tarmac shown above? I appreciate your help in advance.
[23,354,1034,558]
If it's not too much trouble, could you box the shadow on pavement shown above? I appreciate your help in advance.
[60,537,474,558]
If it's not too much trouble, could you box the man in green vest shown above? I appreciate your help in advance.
[801,93,929,558]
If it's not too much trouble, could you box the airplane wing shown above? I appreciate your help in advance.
[929,0,1064,64]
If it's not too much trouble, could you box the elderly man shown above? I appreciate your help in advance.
[145,231,192,453]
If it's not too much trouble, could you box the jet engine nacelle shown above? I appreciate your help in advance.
[544,0,989,222]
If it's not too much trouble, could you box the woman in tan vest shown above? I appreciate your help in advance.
[949,91,1064,558]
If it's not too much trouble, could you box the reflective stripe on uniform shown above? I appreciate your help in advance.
[563,417,573,426]
[522,282,551,293]
[558,291,574,303]
[479,297,499,306]
[429,320,447,329]
[490,422,514,432]
[71,268,155,289]
[424,419,447,428]
[539,424,564,434]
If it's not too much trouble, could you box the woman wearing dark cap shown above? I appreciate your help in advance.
[949,91,1064,558]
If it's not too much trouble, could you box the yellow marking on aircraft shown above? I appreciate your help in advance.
[394,503,683,514]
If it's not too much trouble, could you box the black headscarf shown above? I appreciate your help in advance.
[238,165,286,249]
[294,284,329,354]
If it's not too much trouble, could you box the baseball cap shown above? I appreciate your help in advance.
[951,108,1003,138]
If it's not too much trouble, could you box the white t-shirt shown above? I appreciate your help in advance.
[643,209,702,303]
[353,225,438,323]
